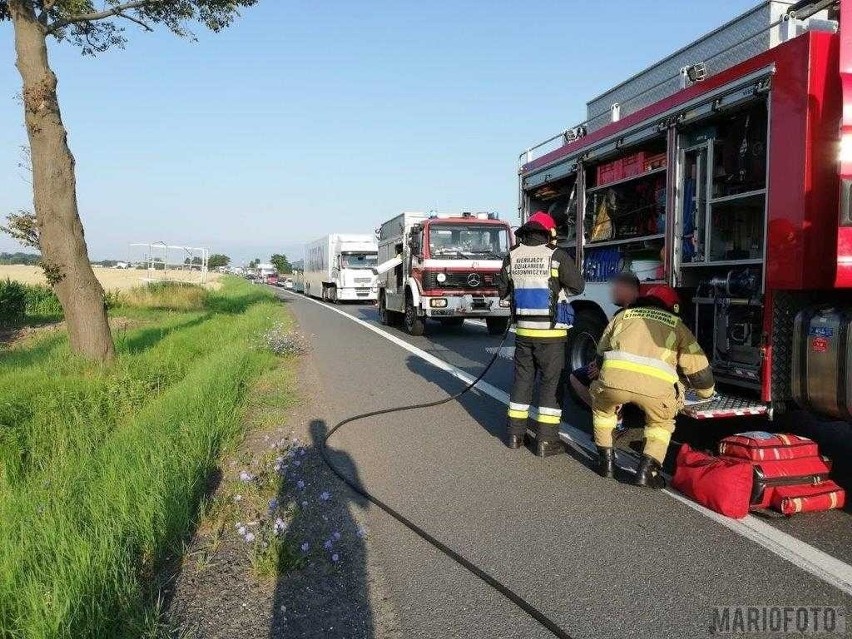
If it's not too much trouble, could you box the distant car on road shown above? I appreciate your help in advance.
[265,274,278,285]
[283,279,295,290]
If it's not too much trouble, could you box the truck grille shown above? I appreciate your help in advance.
[421,270,497,290]
[354,277,373,284]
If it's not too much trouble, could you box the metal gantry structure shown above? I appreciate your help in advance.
[128,242,211,284]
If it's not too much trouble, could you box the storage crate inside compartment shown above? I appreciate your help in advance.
[622,152,647,178]
[644,152,667,172]
[583,247,624,283]
[596,159,624,186]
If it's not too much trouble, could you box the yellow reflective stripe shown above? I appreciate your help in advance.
[593,414,618,429]
[687,341,703,354]
[645,426,672,444]
[534,413,561,425]
[601,359,678,384]
[515,328,568,338]
[508,409,529,419]
[550,268,559,277]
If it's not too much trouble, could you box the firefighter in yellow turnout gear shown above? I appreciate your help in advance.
[592,286,715,488]
[496,211,585,456]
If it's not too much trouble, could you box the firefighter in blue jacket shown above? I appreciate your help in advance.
[496,211,585,455]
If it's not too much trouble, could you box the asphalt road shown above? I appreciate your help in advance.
[272,287,852,639]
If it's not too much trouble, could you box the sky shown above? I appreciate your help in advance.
[0,0,758,264]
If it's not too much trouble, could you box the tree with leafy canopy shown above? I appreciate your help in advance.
[270,253,291,274]
[1,0,258,361]
[207,253,230,269]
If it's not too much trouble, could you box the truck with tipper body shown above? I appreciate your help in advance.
[303,234,378,302]
[375,211,512,336]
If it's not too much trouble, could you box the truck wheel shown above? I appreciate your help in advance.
[379,293,401,327]
[404,295,425,336]
[379,294,391,325]
[566,308,607,401]
[329,286,338,304]
[486,317,510,336]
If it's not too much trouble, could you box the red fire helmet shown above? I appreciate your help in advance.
[526,211,556,233]
[645,285,681,314]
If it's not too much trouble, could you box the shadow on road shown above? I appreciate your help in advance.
[269,419,378,638]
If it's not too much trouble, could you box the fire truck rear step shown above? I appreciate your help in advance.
[681,393,769,420]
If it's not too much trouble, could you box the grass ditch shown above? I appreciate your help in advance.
[0,278,291,638]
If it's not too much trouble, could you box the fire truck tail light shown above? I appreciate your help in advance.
[430,298,448,308]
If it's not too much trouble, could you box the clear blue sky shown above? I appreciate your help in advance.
[0,0,757,263]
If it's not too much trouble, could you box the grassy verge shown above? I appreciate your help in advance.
[0,278,288,638]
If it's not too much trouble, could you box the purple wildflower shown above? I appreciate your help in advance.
[320,491,331,502]
[300,542,310,553]
[323,539,333,550]
[331,553,339,563]
[273,517,287,536]
[244,532,256,543]
[333,531,341,540]
[297,479,305,490]
[356,526,367,538]
[268,498,279,512]
[238,470,253,483]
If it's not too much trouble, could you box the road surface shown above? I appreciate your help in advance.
[272,287,852,639]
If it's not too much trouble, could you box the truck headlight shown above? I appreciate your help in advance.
[436,272,447,283]
[499,299,511,307]
[430,298,448,308]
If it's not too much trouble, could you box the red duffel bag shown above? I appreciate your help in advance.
[771,480,847,515]
[719,432,819,461]
[673,444,753,519]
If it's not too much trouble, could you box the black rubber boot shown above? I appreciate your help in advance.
[596,446,615,479]
[506,433,524,449]
[634,454,666,489]
[525,426,564,457]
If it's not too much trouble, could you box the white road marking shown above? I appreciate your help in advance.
[280,289,852,597]
[485,346,515,360]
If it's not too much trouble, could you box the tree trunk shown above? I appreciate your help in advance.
[9,1,115,362]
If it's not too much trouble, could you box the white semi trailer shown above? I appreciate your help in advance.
[303,234,379,302]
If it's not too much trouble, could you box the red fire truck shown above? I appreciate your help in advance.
[518,0,852,420]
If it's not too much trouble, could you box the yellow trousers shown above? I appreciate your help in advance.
[591,381,679,465]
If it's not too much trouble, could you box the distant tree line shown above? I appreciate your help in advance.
[0,251,40,266]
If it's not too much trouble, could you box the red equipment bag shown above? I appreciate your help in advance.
[770,481,846,515]
[672,444,753,519]
[743,456,833,508]
[718,432,819,462]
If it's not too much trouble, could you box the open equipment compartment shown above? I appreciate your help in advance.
[583,135,668,285]
[675,98,769,402]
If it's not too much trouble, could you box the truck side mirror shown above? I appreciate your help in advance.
[409,226,422,255]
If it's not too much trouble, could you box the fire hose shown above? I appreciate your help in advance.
[319,322,575,639]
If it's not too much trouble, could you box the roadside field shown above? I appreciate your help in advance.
[0,277,292,638]
[0,264,220,291]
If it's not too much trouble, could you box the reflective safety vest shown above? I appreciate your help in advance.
[507,243,570,339]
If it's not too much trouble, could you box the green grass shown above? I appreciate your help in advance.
[0,277,288,638]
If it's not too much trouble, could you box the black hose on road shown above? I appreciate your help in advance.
[319,322,575,639]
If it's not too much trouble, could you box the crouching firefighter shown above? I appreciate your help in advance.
[497,211,585,456]
[591,286,715,487]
